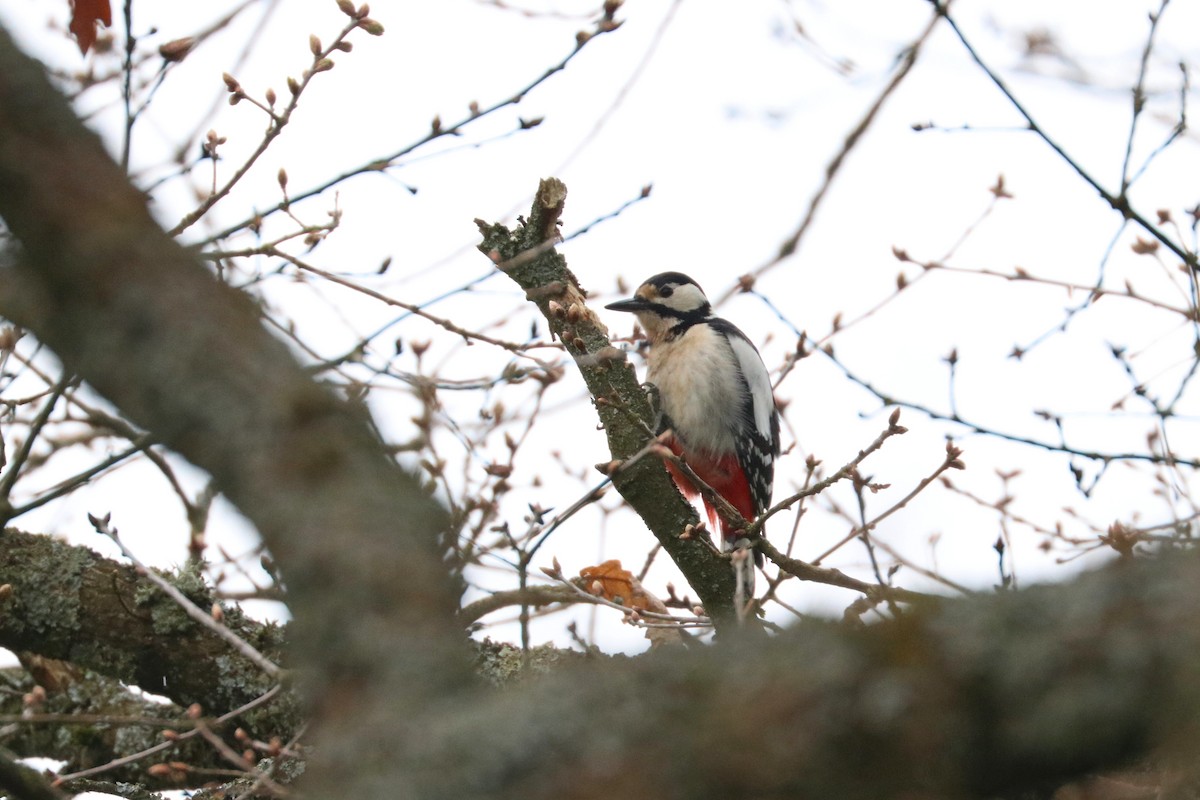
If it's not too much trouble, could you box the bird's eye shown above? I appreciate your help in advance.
[659,285,674,297]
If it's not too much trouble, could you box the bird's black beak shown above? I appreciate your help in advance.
[605,297,651,313]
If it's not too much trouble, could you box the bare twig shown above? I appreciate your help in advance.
[751,409,909,535]
[56,685,284,784]
[811,441,968,568]
[714,0,947,305]
[929,0,1199,274]
[758,538,937,606]
[826,342,1200,468]
[170,15,376,237]
[542,562,709,627]
[196,14,623,246]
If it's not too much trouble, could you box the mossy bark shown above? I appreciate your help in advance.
[0,528,299,740]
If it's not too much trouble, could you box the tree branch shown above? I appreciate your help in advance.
[342,550,1200,799]
[0,528,295,740]
[757,538,937,608]
[476,179,743,627]
[458,584,588,626]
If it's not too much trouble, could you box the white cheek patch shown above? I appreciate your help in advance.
[668,283,708,312]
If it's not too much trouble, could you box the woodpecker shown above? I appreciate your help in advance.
[606,272,781,567]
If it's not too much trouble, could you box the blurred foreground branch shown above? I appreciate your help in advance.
[0,23,463,797]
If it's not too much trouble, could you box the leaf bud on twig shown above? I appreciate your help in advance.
[358,17,385,35]
[159,37,194,63]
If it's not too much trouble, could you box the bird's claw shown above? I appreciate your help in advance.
[641,381,663,429]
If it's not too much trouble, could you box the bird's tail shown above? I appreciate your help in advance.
[727,538,757,621]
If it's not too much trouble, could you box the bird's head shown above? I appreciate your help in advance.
[605,272,711,340]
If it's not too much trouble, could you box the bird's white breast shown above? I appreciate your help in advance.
[645,324,742,456]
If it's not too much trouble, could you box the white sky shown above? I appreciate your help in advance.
[1,0,1197,661]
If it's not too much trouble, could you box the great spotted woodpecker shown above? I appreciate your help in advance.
[607,272,781,573]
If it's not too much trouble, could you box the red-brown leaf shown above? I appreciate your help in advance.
[69,0,113,56]
[578,560,651,611]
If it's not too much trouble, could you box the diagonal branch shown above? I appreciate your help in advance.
[930,0,1199,273]
[477,178,744,627]
[714,1,947,305]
